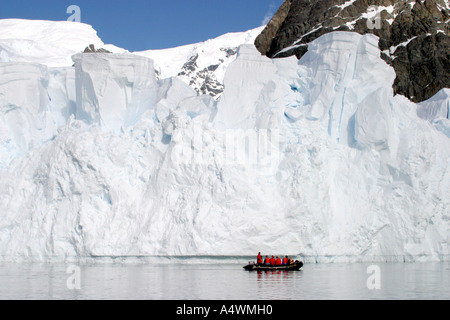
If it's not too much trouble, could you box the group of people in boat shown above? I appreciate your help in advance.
[256,252,296,266]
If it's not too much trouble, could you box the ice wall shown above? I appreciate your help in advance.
[273,33,450,261]
[0,31,449,262]
[73,53,158,133]
[417,88,450,138]
[0,63,50,165]
[0,63,79,168]
[214,44,283,130]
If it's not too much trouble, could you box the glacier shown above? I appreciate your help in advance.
[0,20,449,263]
[418,88,450,138]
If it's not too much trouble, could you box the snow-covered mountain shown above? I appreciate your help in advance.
[0,19,126,67]
[134,27,264,99]
[0,19,261,100]
[0,18,449,262]
[256,0,450,103]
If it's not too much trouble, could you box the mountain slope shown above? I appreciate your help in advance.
[255,0,450,102]
[134,27,264,99]
[0,19,262,100]
[0,19,125,67]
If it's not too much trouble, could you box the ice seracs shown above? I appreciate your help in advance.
[214,44,282,130]
[73,52,158,134]
[0,62,52,166]
[417,88,450,138]
[135,27,264,99]
[0,19,449,262]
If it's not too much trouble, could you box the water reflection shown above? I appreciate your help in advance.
[255,270,304,300]
[0,262,449,300]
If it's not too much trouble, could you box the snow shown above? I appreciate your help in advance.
[0,20,449,262]
[134,27,264,88]
[344,4,397,30]
[214,44,282,130]
[72,52,158,134]
[438,0,450,11]
[274,26,323,57]
[336,0,358,10]
[389,37,418,55]
[0,62,53,164]
[418,88,450,138]
[0,19,125,67]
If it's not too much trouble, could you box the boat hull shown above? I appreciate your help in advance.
[243,261,303,271]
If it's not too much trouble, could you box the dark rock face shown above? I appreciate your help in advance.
[392,32,450,102]
[255,0,292,56]
[255,0,450,102]
[83,44,112,54]
[177,53,226,99]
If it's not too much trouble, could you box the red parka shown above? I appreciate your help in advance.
[257,253,263,264]
[276,257,282,265]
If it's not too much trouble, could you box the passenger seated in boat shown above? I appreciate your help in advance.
[283,256,289,265]
[276,256,282,265]
[270,256,276,266]
[257,252,263,265]
[265,256,271,265]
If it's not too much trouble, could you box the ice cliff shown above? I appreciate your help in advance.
[255,0,450,103]
[0,19,449,262]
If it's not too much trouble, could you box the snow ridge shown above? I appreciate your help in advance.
[134,27,264,99]
[0,19,125,67]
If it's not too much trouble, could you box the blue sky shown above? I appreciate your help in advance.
[0,0,284,51]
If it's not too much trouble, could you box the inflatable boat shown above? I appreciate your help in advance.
[243,261,303,271]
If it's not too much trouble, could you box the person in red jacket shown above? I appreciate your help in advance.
[283,256,289,265]
[265,256,271,265]
[257,252,263,265]
[276,256,282,265]
[270,256,276,266]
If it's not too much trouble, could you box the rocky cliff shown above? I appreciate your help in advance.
[255,0,450,102]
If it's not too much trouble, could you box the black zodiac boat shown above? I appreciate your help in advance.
[243,261,303,271]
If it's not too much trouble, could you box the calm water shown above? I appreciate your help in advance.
[0,261,449,300]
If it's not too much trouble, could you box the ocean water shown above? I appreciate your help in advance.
[0,260,449,300]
